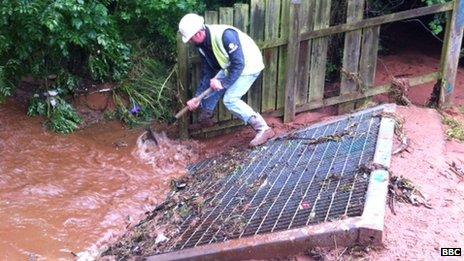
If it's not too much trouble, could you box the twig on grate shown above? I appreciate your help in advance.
[388,175,432,215]
[282,123,358,146]
[373,111,410,155]
[390,77,412,106]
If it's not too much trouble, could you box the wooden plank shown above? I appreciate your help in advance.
[252,2,453,51]
[438,0,464,108]
[300,2,453,42]
[261,0,281,112]
[233,4,250,118]
[190,2,453,63]
[297,72,440,113]
[308,0,331,102]
[338,0,365,114]
[234,4,249,33]
[218,7,234,122]
[192,59,202,125]
[192,71,439,136]
[177,34,190,139]
[277,0,290,110]
[284,0,301,123]
[356,25,380,109]
[248,0,266,113]
[296,0,315,106]
[203,11,219,123]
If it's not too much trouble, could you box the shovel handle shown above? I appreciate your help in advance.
[175,87,214,119]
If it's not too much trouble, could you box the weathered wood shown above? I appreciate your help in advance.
[191,62,201,125]
[277,0,290,110]
[218,7,234,122]
[234,4,249,33]
[308,0,331,102]
[339,0,365,114]
[177,35,190,139]
[248,0,266,113]
[252,2,453,51]
[296,0,315,105]
[233,4,250,117]
[203,11,219,123]
[191,71,439,135]
[301,2,453,42]
[262,0,281,112]
[357,25,380,109]
[297,72,439,113]
[439,0,464,108]
[284,0,301,123]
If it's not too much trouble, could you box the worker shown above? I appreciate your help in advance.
[178,13,275,147]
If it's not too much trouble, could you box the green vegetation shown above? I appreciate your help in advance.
[0,0,201,132]
[113,44,176,127]
[28,92,83,134]
[443,116,464,142]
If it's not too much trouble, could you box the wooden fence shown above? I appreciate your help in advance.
[177,0,464,139]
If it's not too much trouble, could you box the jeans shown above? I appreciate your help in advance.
[197,70,260,124]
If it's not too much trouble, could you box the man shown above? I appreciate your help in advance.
[178,13,275,147]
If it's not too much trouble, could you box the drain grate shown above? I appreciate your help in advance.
[167,109,382,252]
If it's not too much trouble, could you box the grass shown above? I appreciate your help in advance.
[443,116,464,142]
[112,41,176,127]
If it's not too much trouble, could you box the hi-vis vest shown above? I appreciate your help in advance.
[202,24,265,75]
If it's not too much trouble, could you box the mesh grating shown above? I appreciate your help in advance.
[167,109,382,252]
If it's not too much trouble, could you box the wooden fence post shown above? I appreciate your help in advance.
[339,0,365,114]
[177,34,189,140]
[439,0,464,108]
[284,0,301,123]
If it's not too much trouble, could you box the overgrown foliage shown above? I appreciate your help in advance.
[28,92,83,134]
[113,43,176,127]
[0,0,201,132]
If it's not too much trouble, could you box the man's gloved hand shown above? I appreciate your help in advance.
[186,97,201,111]
[210,78,223,91]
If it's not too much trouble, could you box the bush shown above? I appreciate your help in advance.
[28,92,83,134]
[0,0,203,132]
[113,43,176,127]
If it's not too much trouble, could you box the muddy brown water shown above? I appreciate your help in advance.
[0,100,199,259]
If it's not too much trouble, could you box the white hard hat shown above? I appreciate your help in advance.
[179,13,205,43]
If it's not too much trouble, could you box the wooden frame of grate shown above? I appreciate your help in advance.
[148,104,395,261]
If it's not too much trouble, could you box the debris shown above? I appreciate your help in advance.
[155,234,168,244]
[447,161,464,181]
[305,248,326,261]
[282,123,358,145]
[358,162,391,175]
[390,77,412,106]
[299,202,311,210]
[170,179,187,191]
[426,80,441,108]
[341,68,365,93]
[388,175,432,215]
[102,148,252,258]
[374,111,410,155]
[113,140,128,149]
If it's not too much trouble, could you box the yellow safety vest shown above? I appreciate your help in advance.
[205,24,265,75]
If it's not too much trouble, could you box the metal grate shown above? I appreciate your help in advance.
[167,109,382,252]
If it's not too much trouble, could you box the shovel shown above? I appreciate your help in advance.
[143,87,214,144]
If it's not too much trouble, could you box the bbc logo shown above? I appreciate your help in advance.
[441,248,461,256]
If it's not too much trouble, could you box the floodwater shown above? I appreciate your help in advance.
[0,100,199,259]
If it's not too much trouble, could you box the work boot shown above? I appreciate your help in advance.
[189,110,215,130]
[248,114,275,147]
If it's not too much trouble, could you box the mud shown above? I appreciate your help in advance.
[0,100,199,259]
